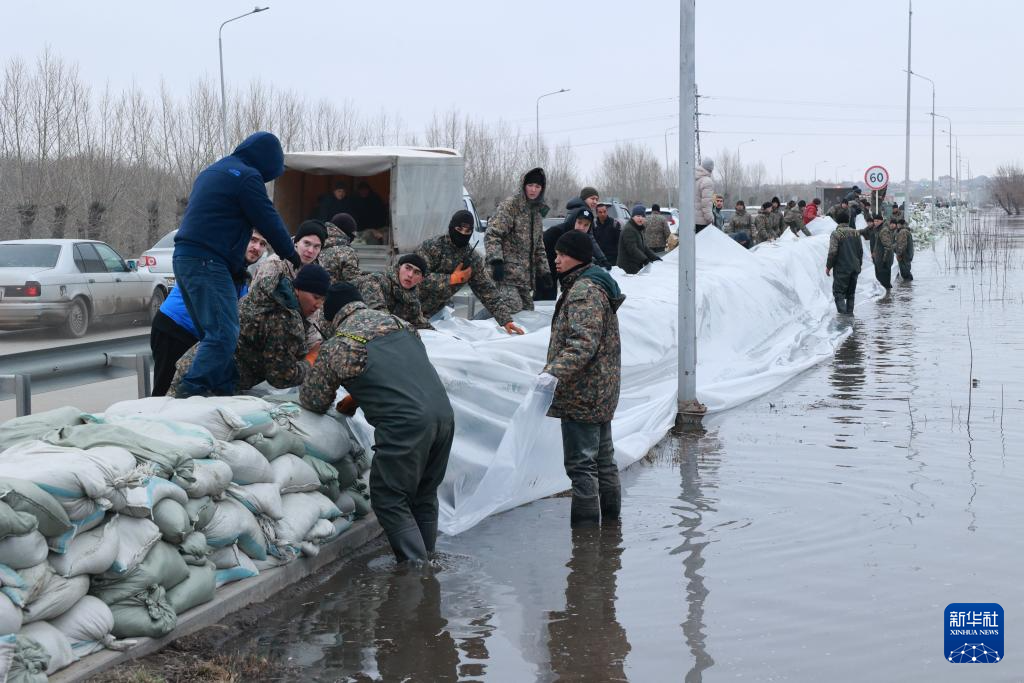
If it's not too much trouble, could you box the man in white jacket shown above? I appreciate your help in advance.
[694,158,715,233]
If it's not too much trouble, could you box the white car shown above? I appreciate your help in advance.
[138,229,177,284]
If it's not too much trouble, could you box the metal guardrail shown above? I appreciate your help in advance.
[0,333,152,416]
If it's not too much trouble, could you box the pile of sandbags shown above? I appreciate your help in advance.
[0,396,369,681]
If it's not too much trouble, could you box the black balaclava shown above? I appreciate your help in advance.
[448,210,474,248]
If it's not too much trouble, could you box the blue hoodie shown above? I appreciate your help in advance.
[174,132,296,273]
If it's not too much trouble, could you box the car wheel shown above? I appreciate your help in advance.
[61,298,90,338]
[148,288,166,323]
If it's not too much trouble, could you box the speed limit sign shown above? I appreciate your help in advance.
[864,165,889,190]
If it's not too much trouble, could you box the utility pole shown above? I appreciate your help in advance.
[677,0,704,420]
[903,0,913,206]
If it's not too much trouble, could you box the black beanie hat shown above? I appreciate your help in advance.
[323,282,363,322]
[330,213,358,237]
[579,186,599,201]
[555,230,593,264]
[397,253,428,275]
[292,264,330,296]
[523,167,546,188]
[575,208,594,224]
[295,220,327,247]
[449,210,475,230]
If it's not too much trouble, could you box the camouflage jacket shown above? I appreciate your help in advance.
[752,213,773,244]
[323,224,351,251]
[860,225,894,261]
[783,206,805,230]
[767,210,785,238]
[826,224,864,273]
[415,233,512,324]
[299,302,414,414]
[320,225,361,283]
[357,267,432,329]
[893,225,913,259]
[248,255,323,350]
[827,204,845,222]
[645,213,670,250]
[729,209,753,234]
[170,271,310,395]
[544,266,624,424]
[485,193,550,288]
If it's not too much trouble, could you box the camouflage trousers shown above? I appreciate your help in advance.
[497,284,534,315]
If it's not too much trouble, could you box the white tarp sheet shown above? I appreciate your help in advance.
[421,220,882,534]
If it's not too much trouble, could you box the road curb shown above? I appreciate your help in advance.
[51,514,383,683]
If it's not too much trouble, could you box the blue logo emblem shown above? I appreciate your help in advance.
[228,169,241,177]
[945,603,1003,663]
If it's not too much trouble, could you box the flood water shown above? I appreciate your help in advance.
[221,214,1024,681]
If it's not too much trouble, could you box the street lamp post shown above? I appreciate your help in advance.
[535,88,569,160]
[936,114,953,203]
[835,164,847,185]
[779,150,795,191]
[664,125,679,208]
[737,138,756,156]
[813,160,828,184]
[219,6,269,156]
[908,69,936,224]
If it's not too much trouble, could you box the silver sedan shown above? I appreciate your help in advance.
[0,239,169,338]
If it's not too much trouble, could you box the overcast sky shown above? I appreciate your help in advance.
[4,0,1020,188]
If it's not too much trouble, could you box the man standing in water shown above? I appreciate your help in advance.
[825,210,863,315]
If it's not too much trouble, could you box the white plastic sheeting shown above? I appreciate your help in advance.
[416,222,882,534]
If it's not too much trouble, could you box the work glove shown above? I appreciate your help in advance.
[335,394,358,416]
[491,260,505,282]
[535,372,558,392]
[537,273,553,290]
[303,343,321,367]
[285,250,303,270]
[450,263,472,286]
[503,322,525,335]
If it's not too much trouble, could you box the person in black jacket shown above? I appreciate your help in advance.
[616,205,661,274]
[592,203,621,266]
[313,182,352,221]
[825,210,864,315]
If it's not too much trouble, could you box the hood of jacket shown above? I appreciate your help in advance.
[248,268,300,316]
[563,264,625,312]
[520,167,547,205]
[735,207,747,217]
[695,165,712,181]
[232,131,285,183]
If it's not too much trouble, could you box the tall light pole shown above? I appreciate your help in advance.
[835,164,847,185]
[737,138,756,156]
[936,114,953,203]
[535,88,569,160]
[678,0,703,418]
[903,1,913,206]
[664,125,679,208]
[779,150,795,191]
[907,69,935,224]
[219,6,269,156]
[813,160,828,183]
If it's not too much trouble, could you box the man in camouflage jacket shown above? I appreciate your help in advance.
[752,203,773,245]
[784,200,811,236]
[485,167,554,314]
[300,283,454,563]
[415,210,523,333]
[645,204,671,252]
[537,230,625,527]
[728,201,753,235]
[825,210,864,314]
[767,202,785,239]
[859,214,894,290]
[170,264,329,396]
[893,219,914,280]
[320,213,361,284]
[356,255,432,329]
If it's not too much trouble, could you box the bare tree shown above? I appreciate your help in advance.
[990,163,1023,216]
[598,142,662,205]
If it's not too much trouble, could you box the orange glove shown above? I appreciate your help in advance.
[304,344,321,367]
[335,394,358,416]
[450,263,472,286]
[503,322,525,335]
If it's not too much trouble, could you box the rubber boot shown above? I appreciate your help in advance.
[570,495,601,527]
[386,524,428,564]
[834,295,847,314]
[415,517,439,555]
[599,486,621,521]
[846,295,855,315]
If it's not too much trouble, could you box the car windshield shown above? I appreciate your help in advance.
[0,244,61,268]
[153,231,177,249]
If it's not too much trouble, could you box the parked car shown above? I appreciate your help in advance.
[0,239,169,338]
[601,200,631,226]
[138,229,176,284]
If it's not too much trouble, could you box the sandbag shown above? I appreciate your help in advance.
[50,595,114,657]
[109,584,176,638]
[108,516,161,575]
[203,498,267,560]
[244,430,305,461]
[284,406,357,463]
[333,517,354,537]
[184,497,216,531]
[212,440,274,485]
[348,484,372,519]
[271,455,320,494]
[0,501,37,542]
[18,622,75,674]
[166,562,216,615]
[9,631,49,683]
[122,476,189,518]
[22,566,89,624]
[0,635,13,683]
[305,518,337,544]
[334,491,356,517]
[0,531,47,570]
[152,499,191,545]
[214,551,258,588]
[103,396,288,441]
[0,406,84,452]
[91,541,190,606]
[302,456,340,496]
[0,442,140,521]
[177,531,209,566]
[0,564,26,609]
[333,454,359,491]
[209,545,246,571]
[226,483,284,521]
[274,493,341,547]
[0,592,22,635]
[185,459,232,499]
[0,478,72,540]
[87,414,216,459]
[42,423,194,487]
[49,518,119,577]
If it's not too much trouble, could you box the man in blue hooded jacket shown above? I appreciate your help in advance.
[172,131,300,397]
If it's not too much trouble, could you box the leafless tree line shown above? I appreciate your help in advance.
[990,163,1023,216]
